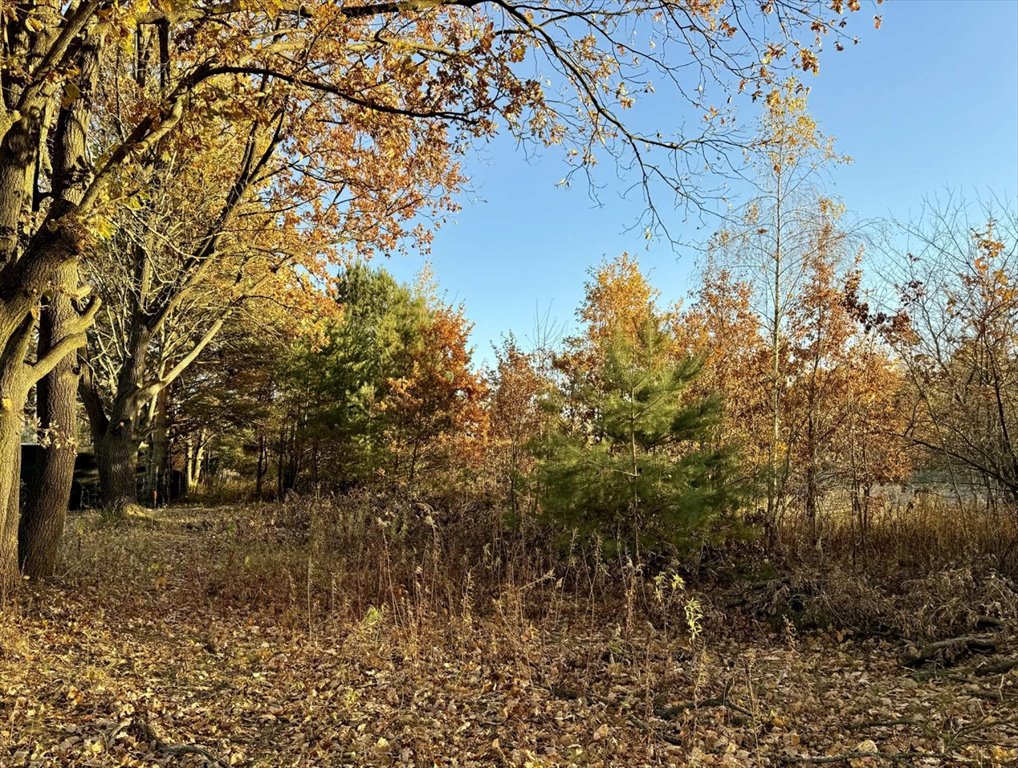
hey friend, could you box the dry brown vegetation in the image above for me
[2,499,1016,767]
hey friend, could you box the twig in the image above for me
[626,713,682,746]
[846,718,921,730]
[781,750,938,765]
[135,719,230,768]
[973,657,1018,677]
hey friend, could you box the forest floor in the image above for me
[1,506,1016,767]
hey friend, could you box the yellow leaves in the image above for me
[578,253,661,348]
[615,82,634,110]
[976,235,1005,262]
[850,740,879,766]
[61,81,81,108]
[87,214,116,242]
[991,746,1017,765]
[798,48,820,75]
[684,596,704,641]
[262,0,287,20]
[362,604,385,627]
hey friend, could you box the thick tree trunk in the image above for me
[0,406,24,594]
[19,265,80,578]
[17,36,99,574]
[0,311,37,592]
[96,431,139,511]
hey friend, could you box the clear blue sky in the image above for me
[385,0,1018,365]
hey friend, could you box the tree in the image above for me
[168,307,296,500]
[703,77,849,527]
[783,220,907,532]
[270,263,487,499]
[0,0,869,583]
[378,272,488,498]
[539,320,740,554]
[555,253,665,414]
[487,335,548,513]
[879,197,1018,506]
[277,264,425,491]
[691,196,907,537]
[674,265,770,476]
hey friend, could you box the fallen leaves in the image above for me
[1,508,1015,767]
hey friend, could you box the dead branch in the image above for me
[973,657,1018,677]
[902,636,999,668]
[781,750,939,765]
[134,719,230,768]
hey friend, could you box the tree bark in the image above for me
[16,36,99,575]
[19,264,80,577]
[96,430,140,511]
[0,405,24,594]
[0,312,41,591]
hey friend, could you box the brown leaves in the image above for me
[2,509,1017,766]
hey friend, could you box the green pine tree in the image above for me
[538,321,742,554]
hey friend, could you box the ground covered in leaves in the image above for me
[1,507,1016,767]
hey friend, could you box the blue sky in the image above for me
[385,0,1018,365]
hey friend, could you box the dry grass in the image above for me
[0,499,1016,767]
[776,492,1018,578]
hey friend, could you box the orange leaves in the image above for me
[377,286,489,494]
[577,253,661,349]
[794,48,818,74]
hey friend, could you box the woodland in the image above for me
[0,1,1016,766]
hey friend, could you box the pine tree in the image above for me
[538,320,742,554]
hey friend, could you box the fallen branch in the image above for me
[846,718,921,731]
[781,750,938,765]
[902,636,998,668]
[134,719,230,768]
[655,696,753,720]
[973,657,1018,677]
[626,713,683,746]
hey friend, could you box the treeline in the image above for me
[0,0,878,587]
[167,190,1016,556]
[20,81,1018,577]
[145,85,1016,556]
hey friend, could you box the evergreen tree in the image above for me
[282,264,428,487]
[539,320,742,553]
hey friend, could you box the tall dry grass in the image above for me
[57,488,1017,643]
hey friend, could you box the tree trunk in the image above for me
[18,38,99,574]
[19,265,80,578]
[190,433,205,488]
[255,433,267,500]
[0,406,23,594]
[0,313,38,592]
[96,431,139,511]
